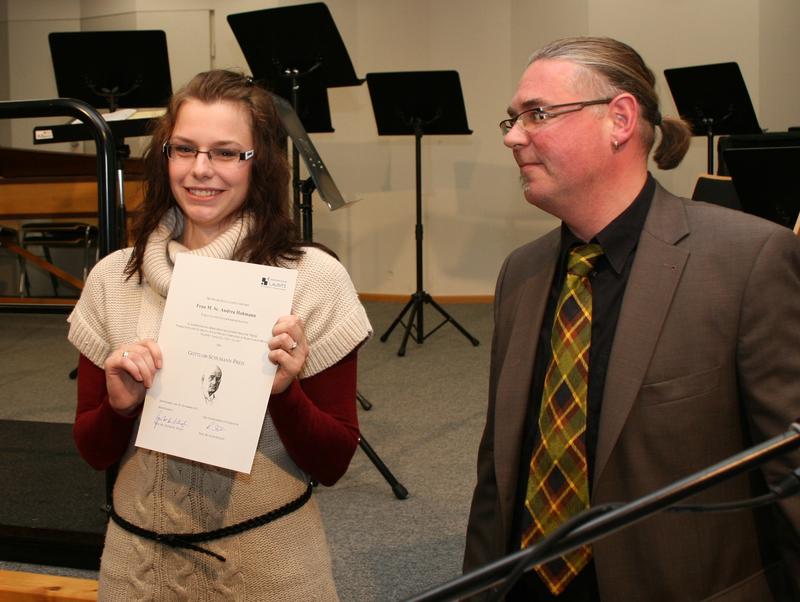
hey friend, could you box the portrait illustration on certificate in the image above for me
[201,365,222,405]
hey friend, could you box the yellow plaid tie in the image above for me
[522,243,603,595]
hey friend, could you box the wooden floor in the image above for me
[0,570,97,601]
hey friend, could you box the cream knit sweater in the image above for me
[68,210,372,601]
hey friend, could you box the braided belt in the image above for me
[105,482,313,562]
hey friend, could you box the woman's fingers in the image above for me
[269,316,308,393]
[106,339,162,388]
[267,331,299,352]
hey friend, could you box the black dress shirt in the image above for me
[507,175,655,601]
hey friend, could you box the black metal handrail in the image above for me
[0,98,119,256]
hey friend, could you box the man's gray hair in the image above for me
[529,37,691,169]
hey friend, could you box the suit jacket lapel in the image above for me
[494,232,559,528]
[593,185,691,486]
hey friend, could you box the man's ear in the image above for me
[608,93,639,145]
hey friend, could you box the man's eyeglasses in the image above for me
[163,142,255,163]
[499,98,614,135]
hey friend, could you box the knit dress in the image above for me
[68,210,372,601]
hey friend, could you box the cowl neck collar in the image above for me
[141,208,248,297]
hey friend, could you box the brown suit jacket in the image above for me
[464,184,800,601]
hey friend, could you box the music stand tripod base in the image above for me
[380,291,479,356]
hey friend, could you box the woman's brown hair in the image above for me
[124,70,302,280]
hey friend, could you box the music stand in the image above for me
[723,145,800,232]
[227,2,363,239]
[367,70,480,357]
[48,30,172,245]
[664,62,760,174]
[49,31,172,112]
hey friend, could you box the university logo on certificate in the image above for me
[135,253,297,473]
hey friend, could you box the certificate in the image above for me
[135,253,297,473]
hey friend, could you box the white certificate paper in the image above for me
[135,253,297,473]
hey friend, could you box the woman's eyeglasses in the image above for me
[163,142,255,163]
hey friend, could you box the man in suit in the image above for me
[464,37,800,601]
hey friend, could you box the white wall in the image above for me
[1,0,80,152]
[0,0,211,154]
[759,0,800,132]
[2,0,799,295]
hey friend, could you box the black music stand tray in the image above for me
[49,31,172,112]
[723,145,800,231]
[228,2,363,240]
[664,62,760,175]
[367,70,480,357]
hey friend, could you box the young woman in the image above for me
[68,70,371,600]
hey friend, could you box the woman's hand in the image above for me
[103,339,163,415]
[268,315,308,394]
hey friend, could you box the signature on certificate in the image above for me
[153,412,189,431]
[206,421,226,433]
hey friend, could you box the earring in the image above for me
[612,139,620,150]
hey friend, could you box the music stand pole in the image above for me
[284,67,318,241]
[282,81,315,242]
[382,120,480,356]
[290,71,303,238]
[404,121,426,352]
[300,178,314,240]
[704,118,715,174]
[413,125,424,341]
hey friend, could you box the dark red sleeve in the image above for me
[73,354,139,470]
[268,350,360,486]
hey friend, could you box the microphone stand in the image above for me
[405,421,800,602]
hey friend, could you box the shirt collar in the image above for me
[560,173,655,274]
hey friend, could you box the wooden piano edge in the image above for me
[0,297,76,313]
[0,569,97,601]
